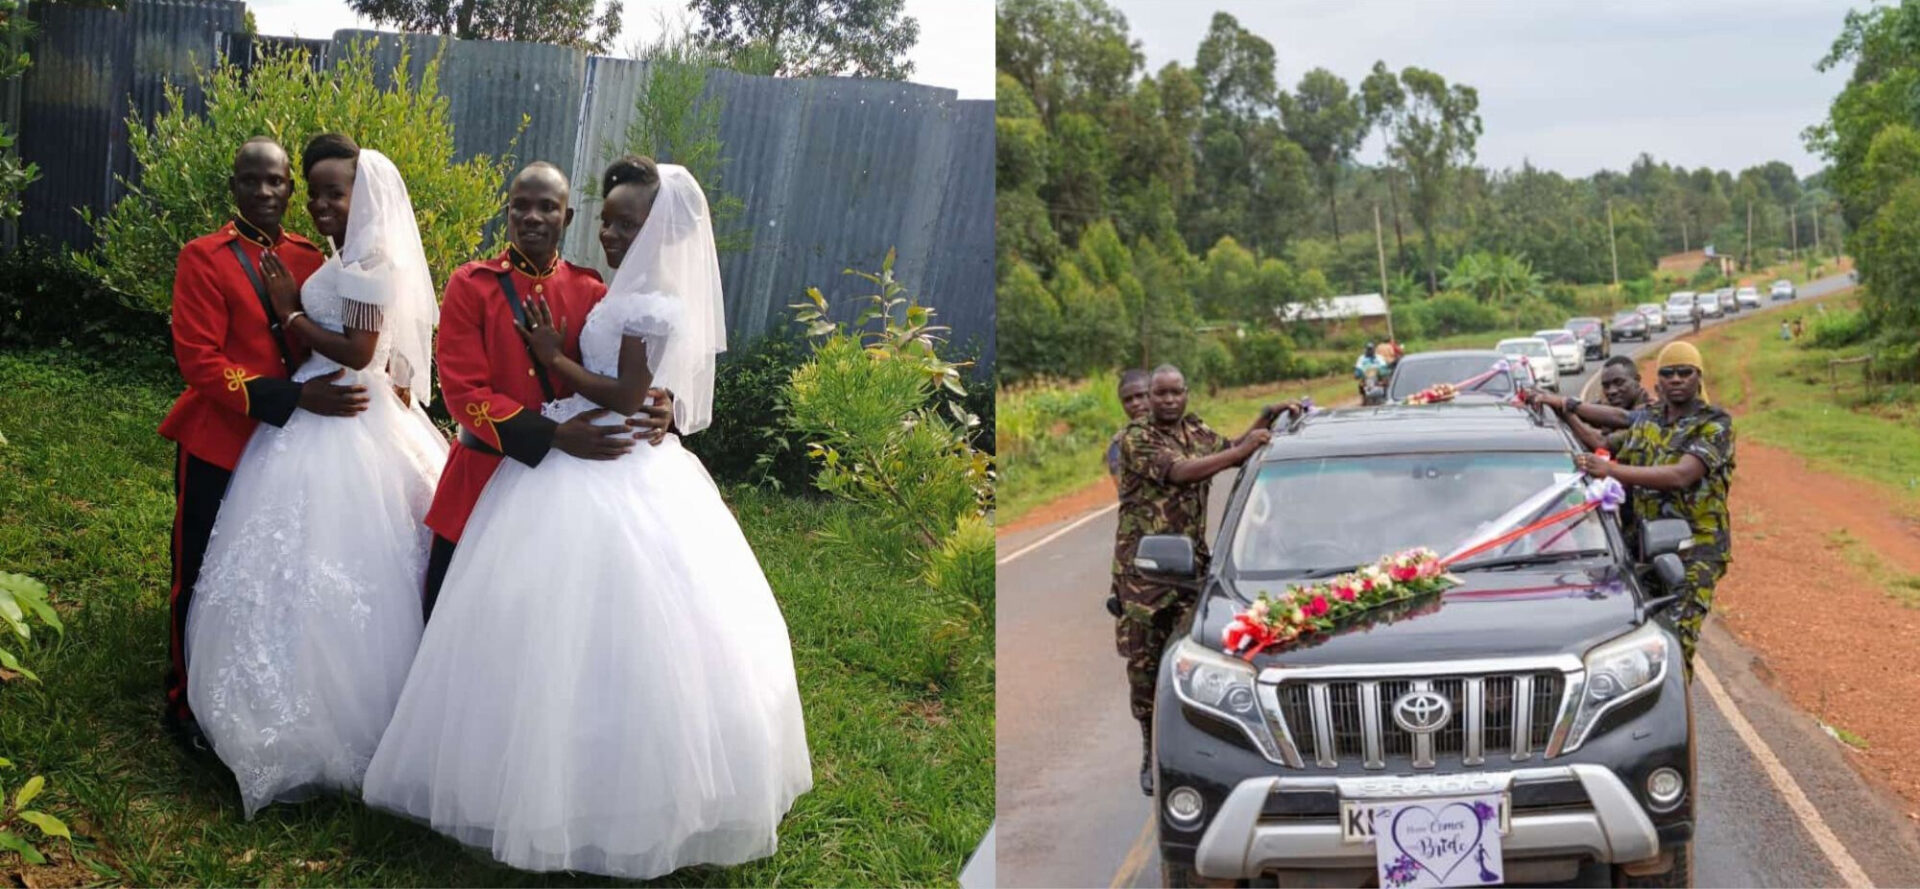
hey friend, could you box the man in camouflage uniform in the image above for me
[1575,341,1733,675]
[1114,364,1288,794]
[1105,369,1152,485]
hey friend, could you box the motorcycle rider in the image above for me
[1354,341,1390,401]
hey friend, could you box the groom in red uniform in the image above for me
[159,137,369,748]
[423,162,673,618]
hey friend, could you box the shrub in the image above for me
[1508,295,1565,332]
[0,563,72,864]
[1226,329,1294,386]
[1420,292,1502,336]
[681,330,817,493]
[1805,308,1873,349]
[1687,263,1725,290]
[77,40,518,313]
[785,251,992,549]
[0,244,170,366]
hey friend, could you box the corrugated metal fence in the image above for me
[12,1,993,362]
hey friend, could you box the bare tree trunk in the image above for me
[1328,189,1342,244]
[1681,219,1689,254]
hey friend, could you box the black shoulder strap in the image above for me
[227,240,297,375]
[496,270,557,403]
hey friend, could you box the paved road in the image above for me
[996,273,1920,887]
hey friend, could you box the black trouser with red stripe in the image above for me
[422,534,456,623]
[164,447,233,731]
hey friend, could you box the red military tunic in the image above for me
[423,249,607,542]
[159,218,327,469]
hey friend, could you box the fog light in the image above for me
[1166,786,1205,826]
[1647,767,1684,809]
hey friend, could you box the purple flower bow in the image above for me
[1301,395,1317,414]
[1584,477,1626,511]
[1492,358,1511,374]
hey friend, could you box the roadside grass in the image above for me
[996,372,1356,525]
[0,349,991,886]
[1822,528,1920,608]
[1693,292,1920,514]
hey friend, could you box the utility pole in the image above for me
[1681,219,1690,254]
[1606,200,1621,289]
[1375,203,1395,342]
[1813,206,1822,261]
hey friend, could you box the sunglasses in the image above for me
[1656,366,1698,379]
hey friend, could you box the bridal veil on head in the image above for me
[604,163,726,434]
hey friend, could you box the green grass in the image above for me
[996,372,1357,524]
[1693,292,1920,512]
[0,349,990,886]
[1823,528,1920,607]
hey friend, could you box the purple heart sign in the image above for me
[1372,794,1504,888]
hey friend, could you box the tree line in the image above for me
[996,0,1844,385]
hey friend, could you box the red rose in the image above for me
[1307,594,1330,617]
[1391,564,1418,582]
[1336,585,1358,602]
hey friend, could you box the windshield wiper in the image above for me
[1449,549,1609,573]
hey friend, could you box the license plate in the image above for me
[1341,793,1510,842]
[1354,793,1510,888]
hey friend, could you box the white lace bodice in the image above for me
[543,291,681,422]
[293,256,392,381]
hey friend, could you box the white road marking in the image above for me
[997,502,1118,566]
[1697,661,1874,888]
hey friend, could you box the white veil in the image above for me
[604,164,726,434]
[333,149,438,404]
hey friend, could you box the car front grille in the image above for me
[1270,672,1566,769]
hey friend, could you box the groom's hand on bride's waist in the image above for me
[555,409,635,460]
[625,388,675,445]
[298,369,369,417]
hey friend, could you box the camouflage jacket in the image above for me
[1113,413,1231,579]
[1615,401,1735,567]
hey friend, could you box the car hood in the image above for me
[1200,563,1639,667]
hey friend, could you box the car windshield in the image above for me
[1667,295,1692,306]
[1536,331,1574,345]
[1499,340,1550,358]
[1637,304,1661,313]
[1567,320,1598,333]
[1228,452,1608,576]
[1614,313,1640,324]
[1387,356,1516,400]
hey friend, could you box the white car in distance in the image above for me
[1497,337,1560,391]
[1532,329,1585,374]
[1664,292,1697,326]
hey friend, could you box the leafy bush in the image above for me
[1419,292,1502,336]
[1226,329,1295,386]
[0,1,38,224]
[785,252,992,549]
[0,760,70,866]
[0,570,59,682]
[682,330,817,493]
[1805,308,1874,349]
[0,244,169,363]
[1687,263,1726,290]
[77,40,519,313]
[1508,295,1565,331]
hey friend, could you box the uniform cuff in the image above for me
[246,377,301,427]
[497,411,558,467]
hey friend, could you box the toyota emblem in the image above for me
[1392,690,1452,734]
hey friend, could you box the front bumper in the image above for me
[1190,765,1659,880]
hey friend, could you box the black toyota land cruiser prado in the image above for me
[1135,401,1696,888]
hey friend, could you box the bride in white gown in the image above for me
[185,147,446,817]
[362,162,811,878]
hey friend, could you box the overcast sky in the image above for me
[246,0,993,99]
[1118,0,1857,179]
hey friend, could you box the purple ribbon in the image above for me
[1584,477,1626,512]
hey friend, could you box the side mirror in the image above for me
[1638,518,1694,562]
[1651,553,1687,590]
[1135,535,1197,578]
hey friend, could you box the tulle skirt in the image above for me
[361,432,812,878]
[186,366,448,818]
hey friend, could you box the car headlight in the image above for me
[1169,637,1285,762]
[1561,623,1670,754]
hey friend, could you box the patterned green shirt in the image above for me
[1615,401,1735,566]
[1113,414,1231,578]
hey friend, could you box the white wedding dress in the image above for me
[363,167,811,879]
[186,151,447,818]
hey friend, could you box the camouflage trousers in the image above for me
[1113,575,1196,749]
[1672,559,1725,676]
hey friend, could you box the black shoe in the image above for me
[164,715,213,757]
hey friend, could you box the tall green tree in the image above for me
[1374,65,1482,292]
[689,0,919,80]
[0,0,38,225]
[995,0,1141,123]
[345,0,623,52]
[1282,67,1366,243]
[614,23,749,252]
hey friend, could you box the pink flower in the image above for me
[1306,594,1330,618]
[1335,584,1357,603]
[1390,564,1418,582]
